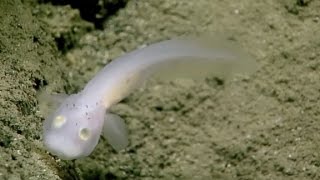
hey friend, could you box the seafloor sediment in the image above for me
[0,0,320,179]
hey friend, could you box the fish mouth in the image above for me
[44,134,82,160]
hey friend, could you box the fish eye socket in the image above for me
[79,128,91,141]
[52,115,66,128]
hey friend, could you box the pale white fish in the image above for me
[40,38,257,160]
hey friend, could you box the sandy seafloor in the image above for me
[1,0,320,179]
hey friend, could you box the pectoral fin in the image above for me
[102,113,128,151]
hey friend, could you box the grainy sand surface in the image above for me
[1,0,320,179]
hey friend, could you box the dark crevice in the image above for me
[38,0,129,29]
[33,77,48,90]
[55,35,74,53]
[296,0,312,6]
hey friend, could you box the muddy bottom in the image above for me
[0,0,320,179]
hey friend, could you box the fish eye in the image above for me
[52,115,66,128]
[79,128,91,141]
